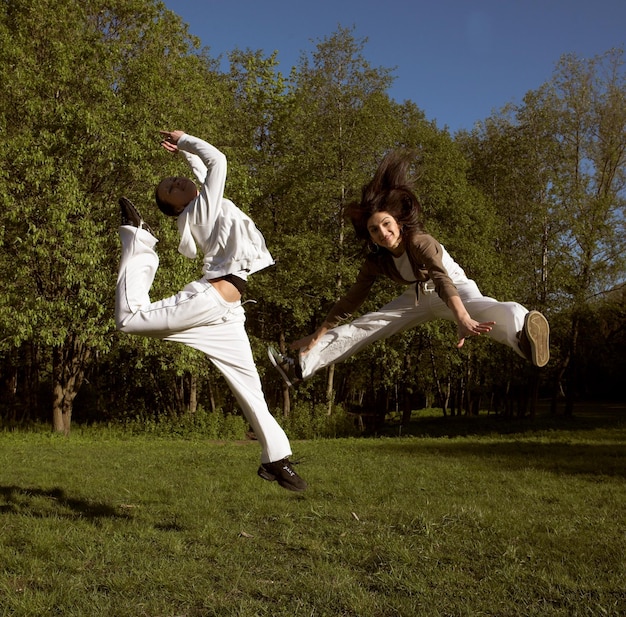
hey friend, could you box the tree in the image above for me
[459,49,626,414]
[0,0,221,432]
[263,26,399,414]
[545,50,626,414]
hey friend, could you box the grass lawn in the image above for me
[1,408,625,616]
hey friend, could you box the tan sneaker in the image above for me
[518,310,550,367]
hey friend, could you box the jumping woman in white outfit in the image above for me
[269,149,549,387]
[115,130,306,491]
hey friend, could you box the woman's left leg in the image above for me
[300,280,535,381]
[429,280,528,358]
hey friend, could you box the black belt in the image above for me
[220,274,247,295]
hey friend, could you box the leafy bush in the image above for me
[121,406,248,440]
[278,402,359,440]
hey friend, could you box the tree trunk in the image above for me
[2,361,18,423]
[174,375,185,413]
[401,388,412,427]
[428,340,445,411]
[564,312,581,418]
[279,331,291,417]
[325,364,335,415]
[528,371,539,417]
[401,352,413,427]
[188,372,198,414]
[442,378,450,417]
[207,375,216,413]
[51,336,91,435]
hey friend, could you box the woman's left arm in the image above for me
[447,295,495,348]
[413,235,494,348]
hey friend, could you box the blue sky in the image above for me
[163,0,625,133]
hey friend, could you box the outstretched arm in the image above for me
[291,260,378,354]
[448,295,495,348]
[159,130,228,234]
[291,323,331,354]
[160,130,185,152]
[160,130,209,184]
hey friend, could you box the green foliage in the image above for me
[460,49,626,311]
[0,0,231,428]
[120,405,249,440]
[0,0,623,431]
[277,402,359,440]
[458,48,626,414]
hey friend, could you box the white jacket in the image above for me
[176,134,274,280]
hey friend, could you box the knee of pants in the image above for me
[116,317,135,335]
[114,310,126,332]
[115,311,145,335]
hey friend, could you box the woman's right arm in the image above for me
[291,324,331,353]
[291,259,378,353]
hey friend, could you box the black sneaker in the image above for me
[518,310,550,367]
[267,346,302,387]
[258,458,307,492]
[119,197,154,234]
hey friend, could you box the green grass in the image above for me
[1,411,625,616]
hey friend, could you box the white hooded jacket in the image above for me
[175,134,274,280]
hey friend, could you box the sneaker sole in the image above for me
[524,310,550,367]
[267,347,295,387]
[257,466,277,482]
[119,197,142,226]
[119,197,153,234]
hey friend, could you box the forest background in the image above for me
[0,0,624,436]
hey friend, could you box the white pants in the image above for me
[115,226,291,464]
[300,280,528,379]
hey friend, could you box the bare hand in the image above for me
[159,130,185,153]
[456,319,495,349]
[290,326,329,354]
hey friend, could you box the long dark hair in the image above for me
[346,149,424,242]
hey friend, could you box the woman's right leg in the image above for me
[115,226,159,330]
[299,286,433,379]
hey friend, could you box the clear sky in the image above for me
[163,0,625,133]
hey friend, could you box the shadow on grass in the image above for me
[0,485,131,520]
[371,404,626,479]
[381,440,626,479]
[376,402,626,440]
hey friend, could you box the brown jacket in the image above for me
[324,233,460,328]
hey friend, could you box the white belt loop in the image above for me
[421,280,436,294]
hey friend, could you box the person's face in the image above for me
[157,177,198,214]
[367,211,404,254]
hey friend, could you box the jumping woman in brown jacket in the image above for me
[269,149,549,386]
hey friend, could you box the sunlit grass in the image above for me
[1,412,625,616]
